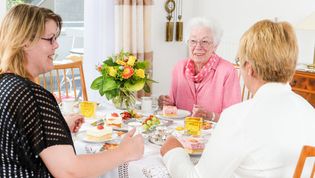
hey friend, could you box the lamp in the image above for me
[296,11,315,69]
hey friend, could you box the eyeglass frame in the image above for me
[188,39,214,48]
[40,34,58,45]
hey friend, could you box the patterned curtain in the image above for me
[114,0,153,97]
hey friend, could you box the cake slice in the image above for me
[162,105,178,117]
[180,137,205,155]
[106,116,123,128]
[85,125,112,142]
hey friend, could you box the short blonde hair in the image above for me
[0,4,62,79]
[237,19,298,83]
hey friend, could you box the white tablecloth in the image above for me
[73,104,204,178]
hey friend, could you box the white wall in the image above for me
[151,0,315,96]
[0,0,6,21]
[196,0,315,64]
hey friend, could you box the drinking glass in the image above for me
[79,101,97,118]
[184,117,203,136]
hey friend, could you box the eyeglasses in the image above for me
[235,57,240,66]
[41,35,57,45]
[189,39,213,48]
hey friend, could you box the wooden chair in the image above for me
[234,64,253,101]
[35,58,88,101]
[293,145,315,178]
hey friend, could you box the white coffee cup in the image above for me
[141,96,153,113]
[62,98,76,114]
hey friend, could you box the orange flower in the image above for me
[122,66,134,79]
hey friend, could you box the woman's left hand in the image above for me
[192,105,208,118]
[160,136,183,156]
[64,114,84,133]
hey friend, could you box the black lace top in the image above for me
[0,73,74,177]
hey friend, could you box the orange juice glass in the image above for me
[79,101,97,118]
[184,117,203,136]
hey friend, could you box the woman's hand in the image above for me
[64,114,84,133]
[158,95,174,109]
[192,105,215,121]
[118,128,144,161]
[160,136,183,156]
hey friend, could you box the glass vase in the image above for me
[112,89,136,110]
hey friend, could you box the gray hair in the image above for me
[184,17,223,46]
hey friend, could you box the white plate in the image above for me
[156,109,191,119]
[76,131,119,143]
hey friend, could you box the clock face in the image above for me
[165,0,175,13]
[168,2,174,10]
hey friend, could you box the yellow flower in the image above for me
[135,69,145,78]
[127,55,136,66]
[108,66,117,77]
[116,59,126,66]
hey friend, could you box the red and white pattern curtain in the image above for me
[114,0,153,97]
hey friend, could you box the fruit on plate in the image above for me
[120,109,142,121]
[111,112,119,117]
[120,111,132,121]
[142,115,160,131]
[91,119,104,127]
[202,121,213,130]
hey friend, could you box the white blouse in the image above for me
[163,83,315,178]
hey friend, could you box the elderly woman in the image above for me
[160,20,315,178]
[159,17,241,122]
[0,4,143,177]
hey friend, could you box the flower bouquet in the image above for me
[91,51,155,109]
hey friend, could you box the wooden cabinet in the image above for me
[290,70,315,107]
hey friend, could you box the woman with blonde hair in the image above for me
[161,19,315,178]
[0,4,143,177]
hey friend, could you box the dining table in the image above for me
[72,102,212,178]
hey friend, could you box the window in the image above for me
[7,0,84,27]
[6,0,84,61]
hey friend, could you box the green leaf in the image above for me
[102,78,118,92]
[104,57,116,66]
[143,82,151,93]
[90,76,103,90]
[125,80,145,91]
[134,61,149,69]
[105,89,119,100]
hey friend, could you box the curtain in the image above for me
[114,0,153,97]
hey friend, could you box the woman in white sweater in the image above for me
[160,19,315,178]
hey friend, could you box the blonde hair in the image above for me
[237,19,298,83]
[0,4,62,79]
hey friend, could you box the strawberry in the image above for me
[111,113,119,117]
[97,125,104,130]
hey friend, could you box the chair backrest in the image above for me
[234,64,253,101]
[293,145,315,178]
[35,58,88,101]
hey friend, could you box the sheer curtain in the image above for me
[114,0,153,97]
[84,0,115,103]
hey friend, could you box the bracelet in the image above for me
[211,112,215,122]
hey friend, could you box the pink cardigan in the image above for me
[169,57,241,114]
